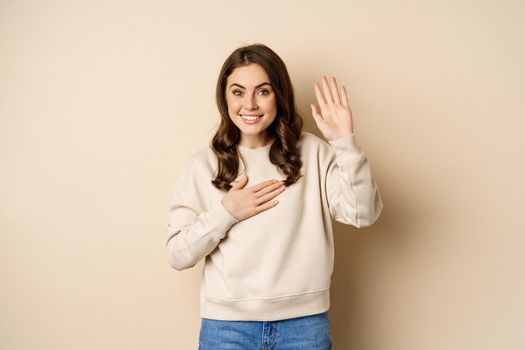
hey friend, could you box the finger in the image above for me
[314,82,326,107]
[249,179,278,192]
[232,174,248,189]
[321,76,334,104]
[254,181,284,199]
[340,85,349,107]
[310,104,324,122]
[330,77,341,104]
[254,199,279,214]
[255,185,285,205]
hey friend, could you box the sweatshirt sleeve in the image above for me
[165,159,240,271]
[324,133,383,228]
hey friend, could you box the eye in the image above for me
[232,90,243,96]
[258,89,270,96]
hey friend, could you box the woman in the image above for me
[165,43,383,349]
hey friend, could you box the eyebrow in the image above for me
[229,82,272,89]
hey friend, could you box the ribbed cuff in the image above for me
[206,200,240,240]
[328,133,364,164]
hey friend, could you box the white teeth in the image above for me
[241,115,262,120]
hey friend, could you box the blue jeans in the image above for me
[198,311,333,350]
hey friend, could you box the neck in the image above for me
[239,134,275,149]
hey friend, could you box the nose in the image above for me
[244,94,258,110]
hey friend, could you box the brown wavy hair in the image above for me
[211,43,304,191]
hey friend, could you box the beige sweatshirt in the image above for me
[165,131,383,321]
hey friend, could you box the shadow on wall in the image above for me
[304,118,435,349]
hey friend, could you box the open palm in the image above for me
[310,76,354,141]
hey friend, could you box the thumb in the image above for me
[232,174,248,189]
[310,104,323,124]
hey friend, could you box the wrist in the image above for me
[329,132,354,142]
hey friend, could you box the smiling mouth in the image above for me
[240,114,263,121]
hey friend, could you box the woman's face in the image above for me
[225,63,277,146]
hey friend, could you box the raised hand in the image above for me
[310,76,354,141]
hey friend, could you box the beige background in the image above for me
[1,0,524,349]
